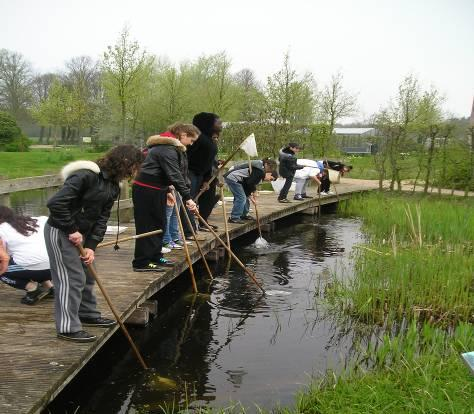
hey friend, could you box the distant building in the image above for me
[333,127,377,154]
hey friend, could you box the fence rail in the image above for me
[0,175,132,219]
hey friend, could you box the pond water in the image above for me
[46,213,368,413]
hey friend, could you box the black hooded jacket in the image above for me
[47,161,120,250]
[187,112,219,180]
[278,147,303,178]
[136,135,191,201]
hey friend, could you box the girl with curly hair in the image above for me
[45,144,144,343]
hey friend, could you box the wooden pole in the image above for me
[96,229,163,249]
[251,198,263,239]
[318,183,322,219]
[195,211,266,294]
[219,184,231,249]
[76,245,148,369]
[172,199,198,293]
[175,192,214,281]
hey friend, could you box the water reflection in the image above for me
[47,214,368,413]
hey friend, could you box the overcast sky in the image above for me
[1,0,473,121]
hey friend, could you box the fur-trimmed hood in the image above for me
[146,135,186,152]
[61,160,100,181]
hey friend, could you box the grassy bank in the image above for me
[0,149,104,179]
[292,192,474,413]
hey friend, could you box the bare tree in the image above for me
[318,72,357,128]
[0,49,33,120]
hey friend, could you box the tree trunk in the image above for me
[121,100,126,142]
[39,126,45,144]
[423,135,436,194]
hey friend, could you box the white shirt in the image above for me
[0,216,50,270]
[295,166,320,180]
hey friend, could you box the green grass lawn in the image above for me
[0,149,104,179]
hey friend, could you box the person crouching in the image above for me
[224,159,278,224]
[45,145,144,343]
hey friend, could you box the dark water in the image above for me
[46,214,366,413]
[9,189,51,216]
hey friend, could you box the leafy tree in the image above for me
[263,52,315,156]
[102,27,154,142]
[33,79,73,146]
[0,49,33,120]
[0,111,29,151]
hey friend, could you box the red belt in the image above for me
[133,180,163,190]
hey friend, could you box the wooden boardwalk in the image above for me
[0,179,377,414]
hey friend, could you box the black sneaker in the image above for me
[47,287,55,298]
[228,217,245,224]
[133,262,163,272]
[278,199,291,203]
[21,285,50,305]
[293,195,304,201]
[80,317,116,327]
[301,194,313,199]
[240,215,255,221]
[57,330,97,343]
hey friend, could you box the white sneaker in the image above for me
[161,246,172,254]
[327,191,335,195]
[320,191,328,196]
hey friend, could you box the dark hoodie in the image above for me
[278,147,303,178]
[187,112,219,180]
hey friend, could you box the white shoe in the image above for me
[320,191,328,196]
[327,191,335,195]
[161,246,172,254]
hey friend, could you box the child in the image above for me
[157,124,200,250]
[45,145,144,343]
[293,160,321,200]
[132,125,199,272]
[0,207,53,305]
[224,159,278,223]
[316,160,352,195]
[278,142,304,203]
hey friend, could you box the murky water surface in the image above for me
[47,214,366,413]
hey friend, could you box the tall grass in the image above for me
[342,192,474,246]
[333,192,474,326]
[289,322,474,414]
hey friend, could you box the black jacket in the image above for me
[47,161,120,250]
[224,160,265,196]
[278,148,303,178]
[137,135,191,201]
[186,133,218,180]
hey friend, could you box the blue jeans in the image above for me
[163,203,181,244]
[225,178,249,220]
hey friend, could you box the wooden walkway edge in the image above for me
[0,179,377,414]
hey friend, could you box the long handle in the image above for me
[195,211,266,294]
[97,229,163,249]
[219,184,231,248]
[251,198,263,239]
[77,245,148,369]
[176,193,214,281]
[194,135,251,202]
[173,199,198,293]
[318,183,322,219]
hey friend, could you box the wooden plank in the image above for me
[0,179,379,414]
[0,175,62,195]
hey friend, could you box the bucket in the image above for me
[271,178,296,193]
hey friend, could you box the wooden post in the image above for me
[0,194,11,208]
[119,180,133,223]
[125,307,150,326]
